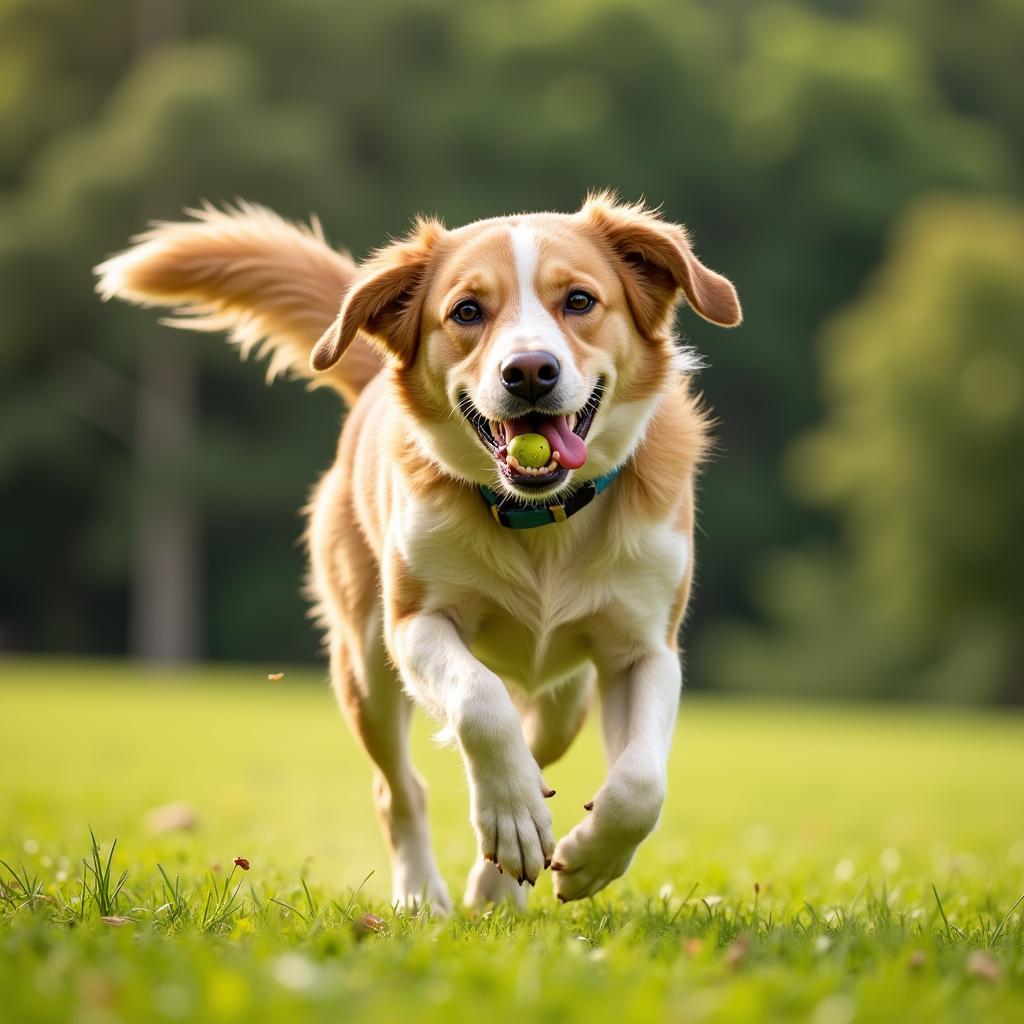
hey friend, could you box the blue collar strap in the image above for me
[479,468,622,529]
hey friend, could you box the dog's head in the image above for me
[311,193,741,501]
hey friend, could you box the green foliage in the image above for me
[2,662,1023,1022]
[794,197,1024,637]
[0,1,1019,697]
[703,196,1024,701]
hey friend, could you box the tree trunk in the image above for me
[131,341,199,661]
[130,0,198,662]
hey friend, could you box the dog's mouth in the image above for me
[459,380,605,492]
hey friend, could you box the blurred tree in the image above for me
[131,0,196,663]
[0,0,1020,690]
[0,0,136,188]
[792,196,1024,693]
[0,38,343,657]
[695,0,1011,627]
[704,196,1024,702]
[870,0,1024,175]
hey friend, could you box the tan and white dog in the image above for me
[96,194,741,910]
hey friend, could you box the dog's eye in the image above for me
[565,290,596,313]
[450,300,483,325]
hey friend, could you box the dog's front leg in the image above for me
[551,646,681,902]
[391,612,555,886]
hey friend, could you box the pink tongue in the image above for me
[505,415,588,470]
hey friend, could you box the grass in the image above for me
[1,658,1022,1023]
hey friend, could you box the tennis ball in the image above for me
[508,432,551,469]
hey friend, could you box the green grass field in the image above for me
[2,659,1022,1023]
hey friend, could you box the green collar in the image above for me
[479,468,622,529]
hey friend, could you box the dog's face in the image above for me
[311,194,740,500]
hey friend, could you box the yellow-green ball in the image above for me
[508,432,551,469]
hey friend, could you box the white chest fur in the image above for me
[393,494,690,690]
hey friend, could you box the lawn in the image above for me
[1,659,1022,1023]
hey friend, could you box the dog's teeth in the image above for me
[506,453,561,478]
[552,450,561,465]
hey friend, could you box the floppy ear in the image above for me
[310,216,444,372]
[581,192,741,337]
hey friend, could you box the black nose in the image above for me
[500,351,560,402]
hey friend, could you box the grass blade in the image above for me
[932,884,953,941]
[989,890,1024,946]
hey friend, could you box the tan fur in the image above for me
[96,202,381,404]
[97,194,740,909]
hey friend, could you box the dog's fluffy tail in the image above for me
[95,202,380,403]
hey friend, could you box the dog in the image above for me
[96,193,741,909]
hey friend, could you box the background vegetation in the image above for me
[1,0,1022,701]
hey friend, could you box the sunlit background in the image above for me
[1,0,1022,704]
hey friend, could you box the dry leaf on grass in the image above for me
[352,912,387,940]
[966,950,1001,982]
[143,801,198,835]
[724,936,751,970]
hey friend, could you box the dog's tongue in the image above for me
[506,414,587,469]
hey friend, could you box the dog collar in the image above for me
[479,468,621,529]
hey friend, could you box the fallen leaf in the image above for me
[267,672,285,681]
[966,950,1001,983]
[724,935,750,970]
[101,916,132,927]
[351,912,387,940]
[144,801,198,834]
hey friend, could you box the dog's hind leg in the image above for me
[517,666,595,769]
[463,857,525,909]
[330,624,451,914]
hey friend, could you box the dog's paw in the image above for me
[470,764,555,885]
[392,852,452,915]
[549,815,638,902]
[463,858,527,909]
[550,774,664,902]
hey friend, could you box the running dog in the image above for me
[96,193,741,909]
